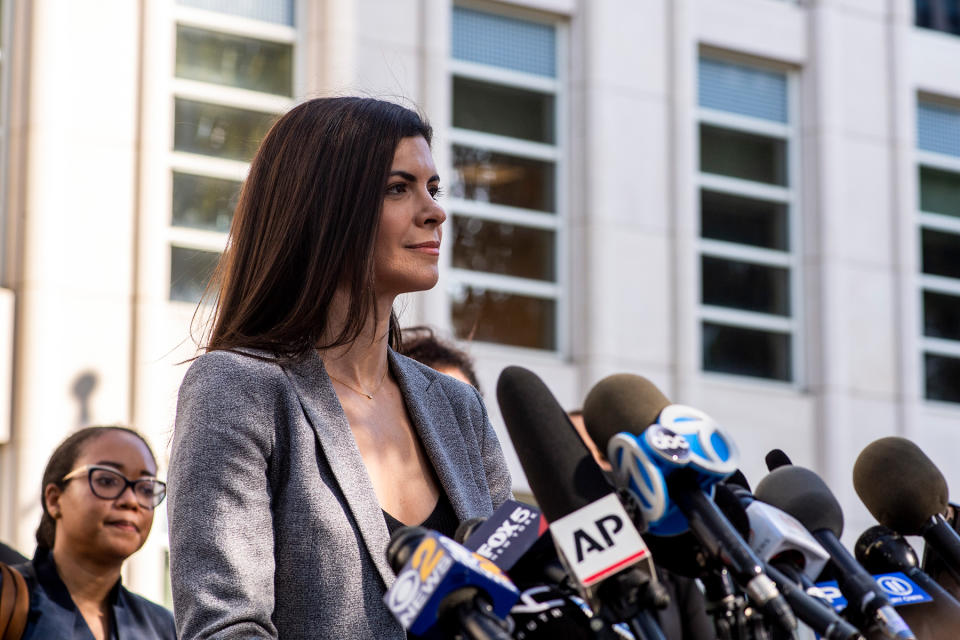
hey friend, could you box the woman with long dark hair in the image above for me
[16,426,174,640]
[167,97,512,639]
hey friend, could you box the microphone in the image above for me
[582,373,796,634]
[714,484,864,640]
[384,526,519,639]
[855,526,960,639]
[754,465,915,640]
[853,437,960,584]
[765,449,793,472]
[729,484,829,583]
[457,502,628,640]
[496,366,667,640]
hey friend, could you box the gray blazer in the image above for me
[167,348,513,639]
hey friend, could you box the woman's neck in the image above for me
[51,545,122,609]
[318,292,394,387]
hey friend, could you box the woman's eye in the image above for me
[429,186,444,200]
[95,475,120,488]
[386,183,405,195]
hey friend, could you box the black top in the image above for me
[383,491,460,539]
[14,547,176,640]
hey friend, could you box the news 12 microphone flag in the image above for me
[384,531,519,638]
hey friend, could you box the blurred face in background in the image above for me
[46,430,157,565]
[569,412,611,472]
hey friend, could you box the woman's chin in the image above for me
[379,270,440,296]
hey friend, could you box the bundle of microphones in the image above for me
[383,367,960,640]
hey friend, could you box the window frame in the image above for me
[917,135,960,403]
[447,3,568,356]
[694,57,803,386]
[166,3,298,305]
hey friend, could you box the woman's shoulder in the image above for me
[181,348,289,394]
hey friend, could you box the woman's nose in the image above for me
[420,193,446,227]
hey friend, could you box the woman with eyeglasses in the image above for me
[13,425,176,640]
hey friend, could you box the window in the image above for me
[696,57,799,382]
[916,0,960,36]
[448,6,563,351]
[918,99,960,403]
[168,1,296,303]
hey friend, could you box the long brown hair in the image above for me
[202,97,432,357]
[37,426,157,550]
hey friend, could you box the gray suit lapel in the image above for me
[282,350,485,591]
[281,350,396,588]
[388,350,484,522]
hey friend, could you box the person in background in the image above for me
[567,408,717,640]
[14,426,175,640]
[399,325,481,392]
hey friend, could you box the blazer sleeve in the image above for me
[471,385,513,508]
[167,352,282,640]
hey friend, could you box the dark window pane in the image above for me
[701,256,790,316]
[915,0,960,35]
[452,76,554,143]
[453,146,555,212]
[924,290,960,341]
[174,98,276,161]
[925,353,960,403]
[922,229,960,279]
[451,287,555,350]
[170,246,220,303]
[700,190,789,250]
[700,124,788,186]
[452,215,555,281]
[172,172,240,232]
[176,25,293,96]
[920,166,960,218]
[703,322,792,381]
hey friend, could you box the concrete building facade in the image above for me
[0,0,959,606]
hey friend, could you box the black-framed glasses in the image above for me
[61,464,166,509]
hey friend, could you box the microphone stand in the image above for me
[702,567,742,640]
[442,589,512,640]
[702,567,786,640]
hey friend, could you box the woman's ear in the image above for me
[44,483,63,519]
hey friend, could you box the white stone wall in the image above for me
[1,0,959,606]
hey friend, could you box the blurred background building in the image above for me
[0,0,959,606]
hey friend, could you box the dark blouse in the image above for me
[14,547,176,640]
[383,491,460,540]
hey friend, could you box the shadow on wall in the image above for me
[71,371,98,428]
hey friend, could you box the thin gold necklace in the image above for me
[327,366,388,400]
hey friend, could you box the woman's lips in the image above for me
[106,520,139,533]
[406,241,440,255]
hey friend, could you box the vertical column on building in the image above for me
[12,0,141,549]
[577,0,675,397]
[806,1,901,540]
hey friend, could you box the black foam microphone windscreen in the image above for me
[754,466,844,538]
[765,449,793,472]
[582,373,670,451]
[455,517,486,545]
[496,366,611,522]
[853,437,949,535]
[714,483,751,539]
